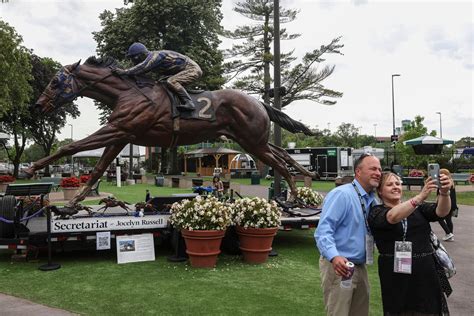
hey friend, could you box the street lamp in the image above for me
[391,74,401,137]
[436,111,442,138]
[327,122,331,132]
[391,74,401,165]
[373,123,377,139]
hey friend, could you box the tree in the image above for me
[0,20,32,176]
[93,0,225,174]
[223,0,343,108]
[0,20,32,114]
[396,116,437,169]
[24,55,79,175]
[0,106,31,176]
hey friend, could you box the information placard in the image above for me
[116,233,155,264]
[96,231,111,250]
[52,214,170,233]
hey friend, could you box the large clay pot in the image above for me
[0,183,12,193]
[236,226,278,264]
[62,187,79,200]
[181,229,226,268]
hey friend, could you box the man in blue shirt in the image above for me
[112,42,202,111]
[315,154,382,316]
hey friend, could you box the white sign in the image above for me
[116,233,155,264]
[340,150,348,167]
[52,215,170,233]
[96,231,111,250]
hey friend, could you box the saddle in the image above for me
[133,76,216,122]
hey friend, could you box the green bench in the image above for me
[38,177,62,191]
[452,173,471,185]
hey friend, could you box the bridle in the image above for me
[40,65,113,110]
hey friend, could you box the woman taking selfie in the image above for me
[368,172,453,315]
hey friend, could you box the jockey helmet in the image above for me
[126,42,149,57]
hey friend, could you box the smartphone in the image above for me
[428,163,440,187]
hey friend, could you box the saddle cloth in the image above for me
[133,76,216,122]
[164,87,216,121]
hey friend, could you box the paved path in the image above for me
[0,293,78,316]
[432,204,474,315]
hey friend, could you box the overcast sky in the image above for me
[1,0,472,143]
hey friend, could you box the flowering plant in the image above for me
[231,197,281,229]
[296,187,324,206]
[60,177,81,188]
[0,175,15,183]
[409,169,424,177]
[80,174,91,183]
[170,196,232,231]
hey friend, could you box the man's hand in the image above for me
[112,68,126,76]
[331,256,350,277]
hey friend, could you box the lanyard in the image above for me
[351,182,372,234]
[401,218,408,241]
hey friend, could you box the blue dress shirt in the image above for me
[315,180,376,264]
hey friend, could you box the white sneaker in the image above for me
[442,233,454,241]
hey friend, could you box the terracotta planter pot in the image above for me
[181,229,226,268]
[236,226,278,264]
[0,183,12,193]
[62,187,79,200]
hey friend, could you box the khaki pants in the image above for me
[167,59,202,91]
[319,256,370,316]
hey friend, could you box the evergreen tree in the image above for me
[223,0,343,108]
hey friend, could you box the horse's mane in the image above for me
[84,56,122,68]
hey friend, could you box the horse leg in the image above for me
[245,143,298,200]
[68,144,126,207]
[268,143,317,178]
[26,125,133,176]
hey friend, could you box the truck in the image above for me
[285,147,353,180]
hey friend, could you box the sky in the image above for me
[1,0,472,143]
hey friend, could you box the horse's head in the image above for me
[34,60,81,113]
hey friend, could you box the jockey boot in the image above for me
[175,88,196,111]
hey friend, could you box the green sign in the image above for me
[327,149,336,156]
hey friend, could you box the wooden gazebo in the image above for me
[184,148,241,176]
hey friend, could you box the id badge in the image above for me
[365,234,374,265]
[393,241,412,274]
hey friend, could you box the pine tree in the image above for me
[223,0,343,108]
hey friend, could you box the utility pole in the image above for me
[273,0,282,197]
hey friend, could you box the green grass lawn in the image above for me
[3,178,470,314]
[0,229,382,315]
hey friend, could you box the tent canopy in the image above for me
[403,135,454,155]
[403,135,454,145]
[72,144,142,158]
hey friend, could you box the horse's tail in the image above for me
[261,102,314,136]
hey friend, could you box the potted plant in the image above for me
[231,197,281,264]
[170,195,232,268]
[296,187,324,207]
[80,174,91,184]
[0,175,15,192]
[60,176,81,200]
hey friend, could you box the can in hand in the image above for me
[340,261,355,289]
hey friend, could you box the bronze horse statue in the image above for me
[29,56,315,206]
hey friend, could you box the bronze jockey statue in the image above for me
[112,42,202,111]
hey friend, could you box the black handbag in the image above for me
[430,231,456,279]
